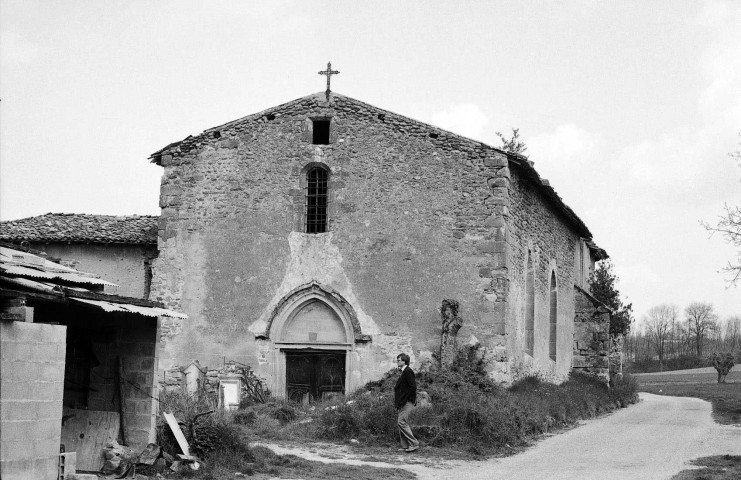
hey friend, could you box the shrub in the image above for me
[249,347,639,456]
[609,373,639,407]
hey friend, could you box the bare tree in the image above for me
[702,133,741,285]
[722,315,741,351]
[645,304,678,371]
[685,302,718,357]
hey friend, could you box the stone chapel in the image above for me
[147,91,610,400]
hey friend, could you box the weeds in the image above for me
[268,350,639,455]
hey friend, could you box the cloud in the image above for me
[430,103,490,142]
[528,124,602,168]
[615,263,660,292]
[0,30,40,67]
[698,2,741,117]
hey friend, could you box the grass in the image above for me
[671,455,741,480]
[635,368,741,425]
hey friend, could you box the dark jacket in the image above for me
[394,366,417,409]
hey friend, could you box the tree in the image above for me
[722,315,741,351]
[645,304,678,371]
[702,133,741,285]
[496,128,528,156]
[685,302,718,357]
[589,260,634,337]
[708,352,736,383]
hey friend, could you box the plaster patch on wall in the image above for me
[255,339,271,365]
[374,333,415,368]
[249,232,381,336]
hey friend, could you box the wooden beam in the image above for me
[63,288,165,308]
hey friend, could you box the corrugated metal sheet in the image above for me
[71,298,188,319]
[0,247,117,287]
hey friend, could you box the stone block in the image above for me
[488,177,509,188]
[0,439,26,461]
[476,241,506,254]
[484,215,505,228]
[484,155,508,167]
[0,381,27,401]
[33,456,59,480]
[39,362,65,382]
[572,356,586,368]
[37,400,62,421]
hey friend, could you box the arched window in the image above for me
[525,252,535,356]
[549,271,557,361]
[305,167,328,233]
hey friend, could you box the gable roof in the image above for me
[148,91,607,257]
[0,213,158,245]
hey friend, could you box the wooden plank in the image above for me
[60,409,120,471]
[117,356,127,445]
[164,411,190,456]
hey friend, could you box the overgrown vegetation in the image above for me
[239,346,639,456]
[157,390,412,479]
[155,346,638,477]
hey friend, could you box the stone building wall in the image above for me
[149,92,603,392]
[28,243,156,299]
[573,286,610,382]
[506,165,579,380]
[149,93,516,393]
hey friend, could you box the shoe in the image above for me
[405,446,419,453]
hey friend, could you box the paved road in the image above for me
[259,393,741,480]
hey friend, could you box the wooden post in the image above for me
[117,356,127,445]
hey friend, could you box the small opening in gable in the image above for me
[266,113,276,121]
[313,120,330,145]
[213,130,221,139]
[377,114,386,121]
[429,132,439,139]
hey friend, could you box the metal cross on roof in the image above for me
[318,62,339,99]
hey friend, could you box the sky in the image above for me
[1,1,740,322]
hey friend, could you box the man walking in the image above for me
[394,353,420,453]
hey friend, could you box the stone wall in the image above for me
[149,93,515,392]
[506,165,579,380]
[29,243,156,299]
[573,286,610,382]
[1,321,66,480]
[148,92,600,391]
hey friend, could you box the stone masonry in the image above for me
[148,92,608,393]
[573,285,610,382]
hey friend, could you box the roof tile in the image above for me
[0,213,158,244]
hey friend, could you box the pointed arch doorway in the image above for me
[266,283,364,400]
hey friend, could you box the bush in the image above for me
[246,347,640,456]
[157,388,252,462]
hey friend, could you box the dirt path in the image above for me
[255,393,741,479]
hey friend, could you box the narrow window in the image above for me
[525,252,535,356]
[549,271,557,361]
[306,167,328,233]
[313,120,330,145]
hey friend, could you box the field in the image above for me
[634,367,741,425]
